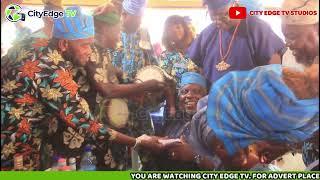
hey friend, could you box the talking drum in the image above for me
[135,65,174,108]
[105,98,129,129]
[135,65,168,82]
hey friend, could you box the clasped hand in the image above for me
[137,135,196,162]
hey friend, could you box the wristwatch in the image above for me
[194,154,202,165]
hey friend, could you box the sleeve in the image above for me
[187,34,204,67]
[159,52,173,75]
[248,17,287,65]
[35,57,111,145]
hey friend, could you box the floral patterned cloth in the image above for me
[86,44,131,170]
[159,50,199,88]
[86,44,155,170]
[1,38,111,170]
[112,28,158,83]
[109,28,162,168]
[1,30,49,79]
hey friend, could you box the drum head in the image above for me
[107,98,129,129]
[135,65,165,83]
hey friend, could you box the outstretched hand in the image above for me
[138,135,168,154]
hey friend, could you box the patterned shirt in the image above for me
[85,44,130,170]
[1,30,49,79]
[112,28,158,83]
[1,38,111,170]
[159,50,199,87]
[85,44,155,170]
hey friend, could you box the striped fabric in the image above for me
[122,0,147,15]
[207,64,319,155]
[53,6,94,40]
[180,72,207,89]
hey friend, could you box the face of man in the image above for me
[62,38,94,66]
[178,84,206,114]
[95,21,121,49]
[208,3,239,30]
[282,23,319,66]
[121,12,142,33]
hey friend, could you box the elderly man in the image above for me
[160,72,208,138]
[112,0,158,83]
[187,0,286,84]
[163,64,319,170]
[155,72,215,170]
[281,0,319,67]
[281,0,319,170]
[1,6,163,171]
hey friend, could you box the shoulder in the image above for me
[191,24,216,48]
[198,24,216,38]
[2,38,37,68]
[246,16,272,32]
[40,47,73,70]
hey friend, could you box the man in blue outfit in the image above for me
[187,0,286,83]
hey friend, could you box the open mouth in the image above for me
[184,99,197,109]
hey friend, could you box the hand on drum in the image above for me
[142,79,166,91]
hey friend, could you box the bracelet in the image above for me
[194,154,202,165]
[133,138,142,150]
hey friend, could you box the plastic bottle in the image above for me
[79,146,97,171]
[14,155,23,171]
[68,157,77,171]
[57,158,67,171]
[59,165,71,171]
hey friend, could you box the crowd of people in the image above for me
[1,0,319,171]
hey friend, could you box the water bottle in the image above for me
[68,157,77,171]
[57,158,67,171]
[79,146,97,171]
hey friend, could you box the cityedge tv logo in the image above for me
[5,4,25,22]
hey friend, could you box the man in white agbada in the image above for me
[281,0,319,67]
